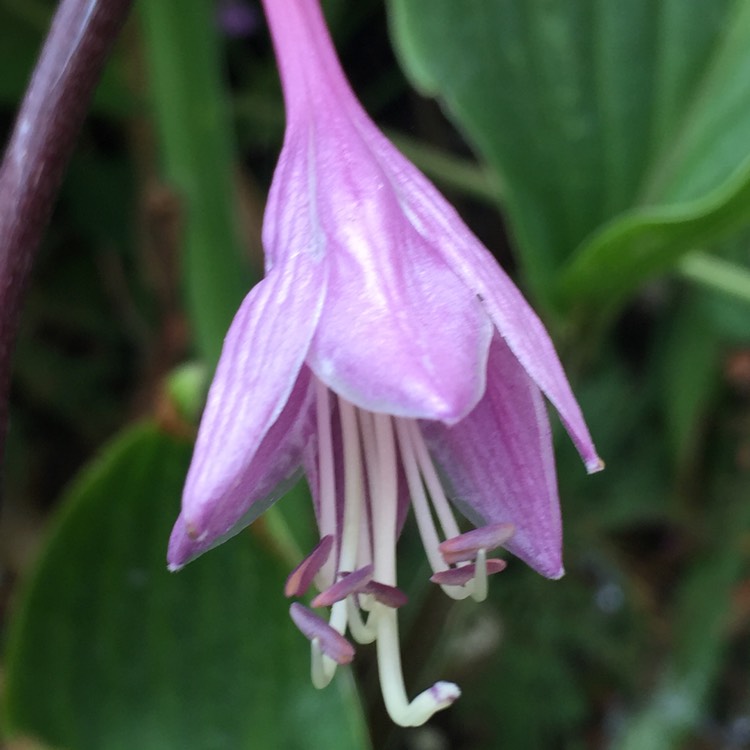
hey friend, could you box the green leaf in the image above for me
[388,0,750,313]
[4,424,369,750]
[560,154,750,313]
[139,0,253,367]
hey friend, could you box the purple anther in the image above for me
[284,535,334,597]
[289,603,355,665]
[438,523,515,565]
[363,581,409,608]
[311,565,374,608]
[430,559,507,586]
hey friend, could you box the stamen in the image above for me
[393,418,445,573]
[305,401,483,725]
[311,565,373,608]
[311,642,328,689]
[363,581,408,608]
[346,598,378,644]
[316,395,370,688]
[337,398,366,572]
[290,603,355,665]
[470,548,489,602]
[405,420,461,541]
[371,413,399,584]
[430,557,507,586]
[285,535,334,597]
[394,418,471,601]
[315,379,337,587]
[318,601,347,687]
[355,408,378,571]
[439,523,515,565]
[356,507,373,570]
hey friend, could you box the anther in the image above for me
[289,603,355,665]
[439,522,515,565]
[364,581,408,608]
[311,565,374,608]
[285,535,334,597]
[430,558,507,586]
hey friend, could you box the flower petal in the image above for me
[262,125,320,271]
[421,334,564,579]
[169,252,326,569]
[169,365,316,569]
[368,131,601,472]
[304,116,492,423]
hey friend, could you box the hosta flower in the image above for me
[168,0,602,727]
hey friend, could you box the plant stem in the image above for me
[0,0,134,459]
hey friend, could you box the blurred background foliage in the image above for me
[1,0,750,748]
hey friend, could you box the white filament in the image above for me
[406,419,461,541]
[306,379,475,725]
[471,548,489,602]
[317,394,368,686]
[393,417,444,572]
[395,419,471,601]
[315,379,336,589]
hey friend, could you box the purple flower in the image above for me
[168,0,602,727]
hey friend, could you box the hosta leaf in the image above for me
[4,423,369,750]
[389,0,750,313]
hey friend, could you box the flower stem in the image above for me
[0,0,134,461]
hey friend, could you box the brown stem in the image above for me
[0,0,134,460]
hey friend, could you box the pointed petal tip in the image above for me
[549,564,565,580]
[586,456,605,474]
[524,558,565,580]
[517,549,564,580]
[167,513,206,571]
[536,557,565,580]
